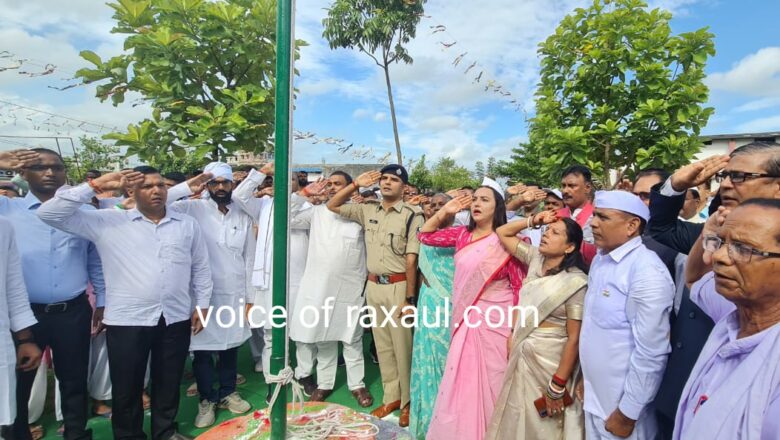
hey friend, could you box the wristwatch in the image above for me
[406,296,418,307]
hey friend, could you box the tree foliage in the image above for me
[516,0,715,187]
[65,136,126,182]
[322,0,426,164]
[495,143,554,186]
[77,0,303,163]
[408,154,432,190]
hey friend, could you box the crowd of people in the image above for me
[0,140,778,440]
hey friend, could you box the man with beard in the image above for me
[167,162,255,428]
[37,167,212,440]
[0,148,106,440]
[288,171,374,407]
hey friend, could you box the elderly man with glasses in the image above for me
[673,198,780,439]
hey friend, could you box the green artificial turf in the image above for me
[36,336,388,439]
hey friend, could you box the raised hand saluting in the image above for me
[442,194,472,216]
[355,171,382,188]
[671,155,729,192]
[0,149,41,170]
[91,170,145,193]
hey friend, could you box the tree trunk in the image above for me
[382,64,403,164]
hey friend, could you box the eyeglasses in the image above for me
[25,164,65,172]
[702,235,780,263]
[714,171,779,184]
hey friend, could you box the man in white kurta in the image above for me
[289,171,374,405]
[169,162,255,428]
[0,216,40,433]
[580,191,674,440]
[232,166,313,397]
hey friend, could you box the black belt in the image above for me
[30,292,87,314]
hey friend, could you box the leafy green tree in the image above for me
[430,157,477,192]
[65,136,126,182]
[322,0,426,164]
[76,0,301,163]
[146,152,208,176]
[473,160,485,181]
[408,154,432,191]
[518,0,715,187]
[495,143,553,185]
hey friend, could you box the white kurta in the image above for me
[290,205,367,344]
[232,170,311,329]
[0,217,37,425]
[170,198,256,351]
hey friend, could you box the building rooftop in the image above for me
[702,131,780,140]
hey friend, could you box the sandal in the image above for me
[351,387,374,408]
[236,373,247,385]
[186,382,199,398]
[142,391,152,410]
[29,424,45,440]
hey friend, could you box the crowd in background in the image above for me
[0,141,779,440]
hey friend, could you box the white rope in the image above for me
[265,366,305,416]
[286,407,380,440]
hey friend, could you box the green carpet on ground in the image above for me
[37,335,387,439]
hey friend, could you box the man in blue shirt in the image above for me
[1,148,105,440]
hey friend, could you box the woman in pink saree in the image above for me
[419,185,526,440]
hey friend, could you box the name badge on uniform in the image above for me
[601,289,610,297]
[369,219,379,224]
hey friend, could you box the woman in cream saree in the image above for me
[487,211,588,440]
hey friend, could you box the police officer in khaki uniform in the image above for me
[327,164,423,428]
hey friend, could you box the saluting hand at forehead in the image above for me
[355,170,382,188]
[91,169,145,192]
[0,149,41,170]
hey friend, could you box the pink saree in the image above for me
[420,227,525,440]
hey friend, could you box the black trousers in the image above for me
[13,294,92,440]
[106,318,190,440]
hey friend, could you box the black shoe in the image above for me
[297,375,317,397]
[338,354,346,367]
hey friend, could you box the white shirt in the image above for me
[1,217,37,334]
[0,217,37,425]
[571,206,594,243]
[170,196,255,300]
[36,183,213,326]
[454,210,471,226]
[580,236,674,420]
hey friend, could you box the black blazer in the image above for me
[653,288,715,424]
[647,183,704,255]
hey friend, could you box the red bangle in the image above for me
[552,374,567,388]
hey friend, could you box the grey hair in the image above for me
[730,141,780,176]
[431,192,452,202]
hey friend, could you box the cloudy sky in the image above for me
[1,0,779,168]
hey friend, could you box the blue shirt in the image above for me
[0,193,105,306]
[580,236,674,420]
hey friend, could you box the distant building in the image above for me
[698,131,780,159]
[225,150,383,183]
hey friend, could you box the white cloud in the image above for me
[733,97,780,113]
[707,47,780,97]
[373,112,387,122]
[352,108,371,119]
[736,114,780,133]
